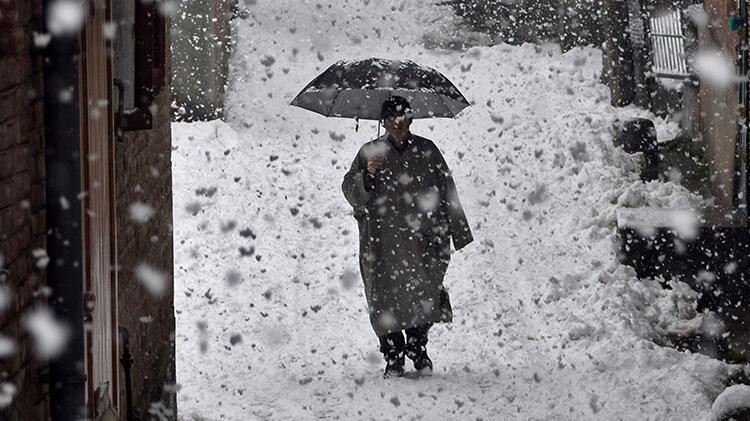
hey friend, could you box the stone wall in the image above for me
[558,0,605,52]
[171,0,235,121]
[0,0,50,419]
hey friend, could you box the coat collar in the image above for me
[386,132,412,152]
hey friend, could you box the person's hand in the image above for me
[367,156,383,174]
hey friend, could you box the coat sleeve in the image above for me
[435,148,474,251]
[342,152,372,215]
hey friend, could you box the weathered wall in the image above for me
[558,0,605,52]
[602,0,636,106]
[699,0,742,226]
[115,86,176,420]
[0,0,49,419]
[171,0,235,121]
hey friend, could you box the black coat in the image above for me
[342,133,473,336]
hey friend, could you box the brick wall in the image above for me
[0,0,50,420]
[115,87,176,419]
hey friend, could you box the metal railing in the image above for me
[649,9,690,79]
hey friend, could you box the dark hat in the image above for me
[380,95,412,120]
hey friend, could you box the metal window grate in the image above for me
[649,9,689,79]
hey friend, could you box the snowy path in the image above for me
[172,1,729,419]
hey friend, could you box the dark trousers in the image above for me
[378,323,432,361]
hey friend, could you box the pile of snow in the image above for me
[706,385,750,421]
[172,0,732,419]
[617,208,700,240]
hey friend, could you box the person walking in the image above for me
[342,96,474,378]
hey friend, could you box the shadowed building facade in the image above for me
[0,0,175,419]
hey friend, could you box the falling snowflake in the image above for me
[47,0,84,36]
[24,307,71,359]
[129,202,156,223]
[135,263,167,297]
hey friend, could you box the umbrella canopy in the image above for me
[290,58,470,120]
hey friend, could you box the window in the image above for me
[112,0,166,132]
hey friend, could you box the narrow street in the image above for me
[172,1,729,419]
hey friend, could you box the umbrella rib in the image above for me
[435,90,455,118]
[325,88,345,117]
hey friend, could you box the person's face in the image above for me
[384,113,412,136]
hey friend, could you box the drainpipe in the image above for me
[742,0,750,227]
[118,327,135,421]
[732,0,749,224]
[42,0,87,419]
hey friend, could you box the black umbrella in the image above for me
[290,58,470,121]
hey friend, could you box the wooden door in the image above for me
[79,0,119,417]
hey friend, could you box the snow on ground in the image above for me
[172,1,733,419]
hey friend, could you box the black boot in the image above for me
[383,353,405,378]
[405,323,433,374]
[411,351,432,373]
[379,331,405,379]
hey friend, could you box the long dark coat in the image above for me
[342,133,473,337]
